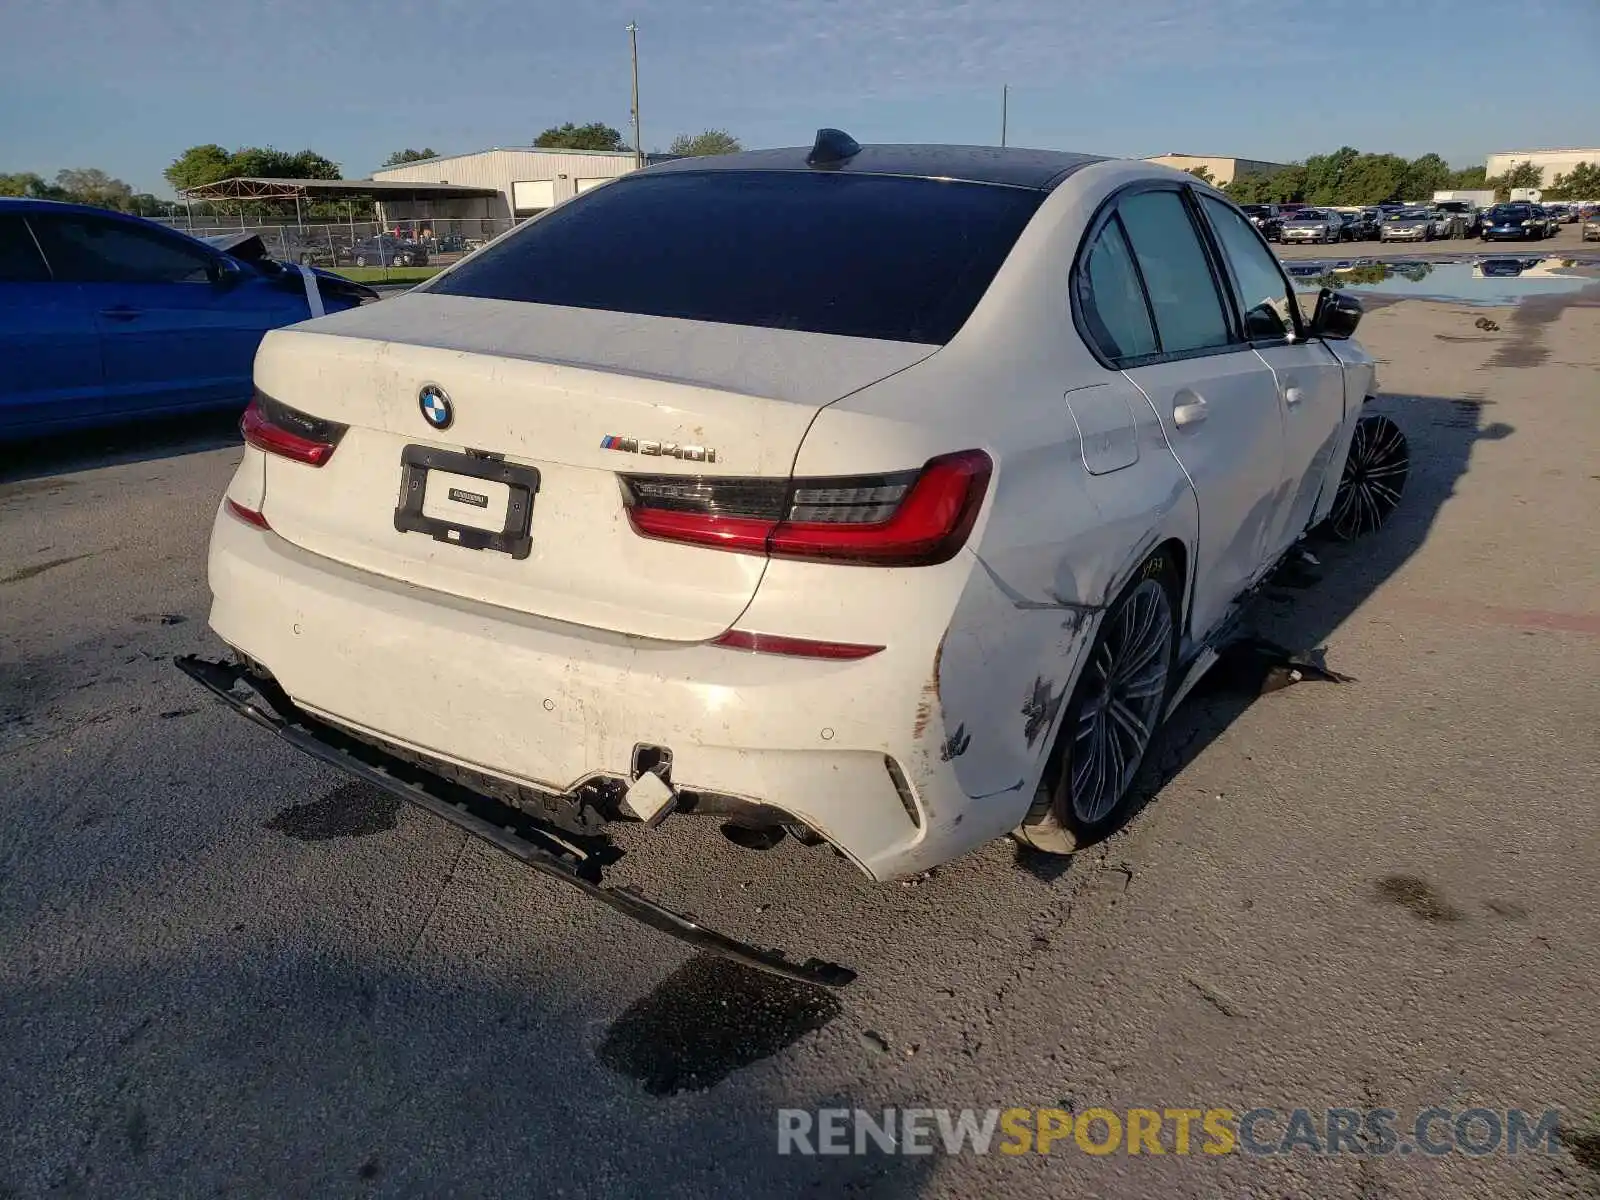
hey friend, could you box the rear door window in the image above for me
[1114,190,1233,355]
[0,215,51,283]
[428,171,1045,344]
[29,214,216,284]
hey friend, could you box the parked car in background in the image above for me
[349,236,429,268]
[1281,207,1344,243]
[1427,209,1464,239]
[1239,204,1283,241]
[1582,210,1600,241]
[1480,203,1549,241]
[1379,208,1436,242]
[0,200,375,440]
[1433,200,1479,236]
[183,140,1380,898]
[1341,209,1381,241]
[1543,203,1574,224]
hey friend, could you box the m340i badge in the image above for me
[599,435,718,463]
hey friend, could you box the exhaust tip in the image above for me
[719,821,787,852]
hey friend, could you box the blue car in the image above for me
[1479,203,1548,242]
[0,199,376,440]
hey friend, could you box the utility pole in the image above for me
[627,22,643,170]
[1001,84,1009,148]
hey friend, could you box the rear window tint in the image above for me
[428,171,1044,344]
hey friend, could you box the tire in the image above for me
[355,255,367,267]
[1325,413,1409,541]
[1014,552,1180,855]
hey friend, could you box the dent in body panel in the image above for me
[908,398,1196,828]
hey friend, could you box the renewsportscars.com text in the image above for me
[776,1106,1564,1158]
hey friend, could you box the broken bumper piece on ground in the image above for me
[172,655,856,989]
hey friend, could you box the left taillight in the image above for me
[622,449,992,567]
[241,391,347,467]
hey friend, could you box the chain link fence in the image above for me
[151,216,518,282]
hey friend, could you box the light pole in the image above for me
[1001,84,1009,148]
[627,22,643,170]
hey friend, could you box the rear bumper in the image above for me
[206,508,986,880]
[174,654,854,987]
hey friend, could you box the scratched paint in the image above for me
[1020,677,1065,749]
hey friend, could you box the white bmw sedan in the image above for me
[194,133,1375,884]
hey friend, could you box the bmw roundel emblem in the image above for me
[418,385,453,430]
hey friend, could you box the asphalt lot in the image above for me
[3,289,1598,1198]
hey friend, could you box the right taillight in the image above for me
[241,391,347,467]
[622,449,992,567]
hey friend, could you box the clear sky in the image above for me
[3,0,1596,196]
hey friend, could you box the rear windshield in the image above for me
[427,171,1045,344]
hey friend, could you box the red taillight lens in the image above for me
[622,450,992,567]
[710,630,884,659]
[241,392,347,467]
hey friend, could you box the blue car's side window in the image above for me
[30,216,214,285]
[0,216,51,283]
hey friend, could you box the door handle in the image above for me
[99,306,143,321]
[1172,393,1209,428]
[1284,386,1304,406]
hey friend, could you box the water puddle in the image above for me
[596,953,841,1095]
[1288,255,1600,306]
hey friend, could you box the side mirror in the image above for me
[1309,287,1362,340]
[208,256,244,288]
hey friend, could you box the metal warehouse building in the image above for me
[1141,153,1286,184]
[370,148,674,221]
[1484,148,1600,187]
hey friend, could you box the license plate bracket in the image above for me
[394,444,540,559]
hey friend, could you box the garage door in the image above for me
[575,178,609,194]
[511,180,556,213]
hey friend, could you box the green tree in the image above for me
[1223,173,1273,204]
[1545,162,1600,200]
[1400,152,1452,201]
[667,129,741,157]
[381,148,439,167]
[227,147,340,179]
[163,143,234,192]
[1184,165,1216,185]
[1447,165,1488,190]
[1303,146,1360,204]
[1266,164,1309,204]
[55,167,135,210]
[534,122,627,151]
[1342,153,1409,205]
[1489,159,1542,200]
[0,171,68,199]
[128,193,179,218]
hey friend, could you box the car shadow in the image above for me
[0,945,943,1197]
[1126,389,1514,823]
[0,409,243,486]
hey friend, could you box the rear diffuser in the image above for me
[174,655,855,988]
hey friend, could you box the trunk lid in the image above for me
[252,293,934,641]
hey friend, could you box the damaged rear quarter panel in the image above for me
[928,395,1195,832]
